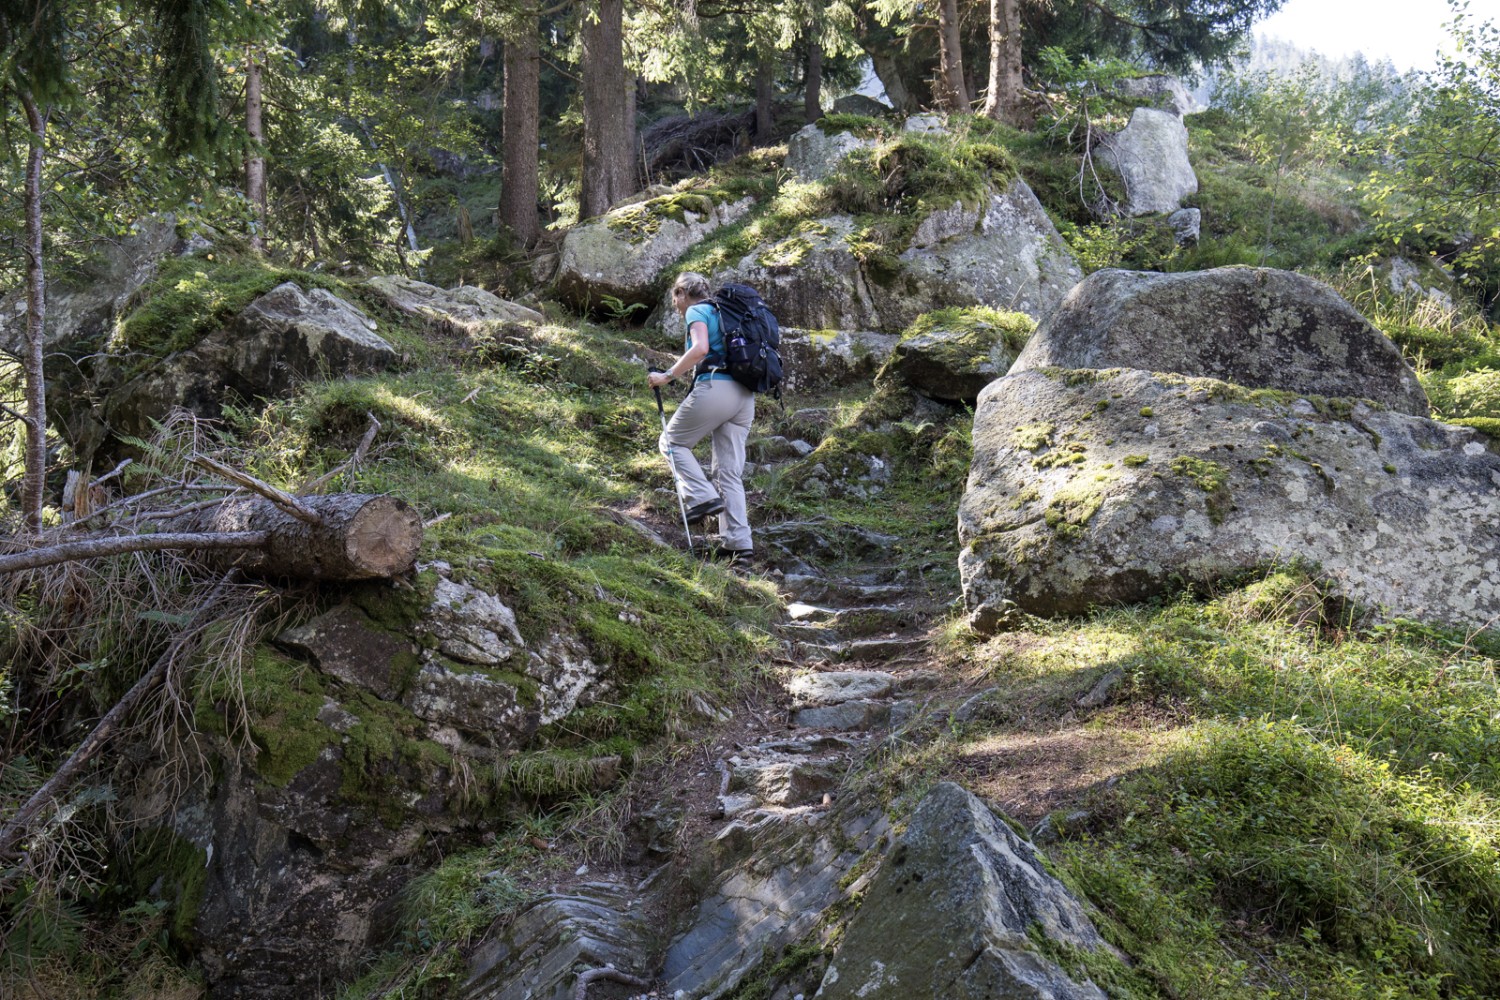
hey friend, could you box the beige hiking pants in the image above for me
[660,377,755,550]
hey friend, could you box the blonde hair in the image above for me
[673,271,711,301]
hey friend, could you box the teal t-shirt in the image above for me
[684,302,725,363]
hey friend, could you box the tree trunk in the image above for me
[937,0,970,111]
[0,494,422,578]
[581,0,630,219]
[624,73,639,190]
[755,56,774,143]
[805,38,823,123]
[982,0,1026,125]
[19,92,48,533]
[871,51,915,112]
[246,47,267,251]
[500,19,541,246]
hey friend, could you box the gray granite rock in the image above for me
[363,275,543,333]
[556,192,756,311]
[1096,107,1197,215]
[277,604,416,700]
[102,282,395,446]
[816,782,1106,1000]
[660,180,1082,337]
[787,123,878,182]
[960,367,1500,632]
[1011,267,1428,416]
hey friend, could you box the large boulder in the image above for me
[787,123,877,182]
[100,282,395,447]
[555,191,756,312]
[958,368,1500,633]
[1115,74,1197,116]
[817,782,1107,999]
[0,217,178,356]
[662,179,1083,338]
[1095,107,1197,216]
[1012,267,1429,416]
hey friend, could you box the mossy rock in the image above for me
[878,308,1037,405]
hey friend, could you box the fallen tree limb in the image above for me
[0,570,242,869]
[192,454,324,525]
[573,965,652,1000]
[0,531,268,574]
[0,493,421,580]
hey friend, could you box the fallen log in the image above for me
[0,493,422,579]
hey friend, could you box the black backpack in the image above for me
[701,283,783,397]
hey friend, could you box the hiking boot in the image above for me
[684,497,725,524]
[704,545,753,564]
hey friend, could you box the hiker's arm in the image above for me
[649,322,711,387]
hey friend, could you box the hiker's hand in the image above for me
[648,370,674,389]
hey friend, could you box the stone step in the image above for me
[787,670,896,707]
[720,756,846,815]
[791,698,893,731]
[781,574,914,605]
[798,635,930,664]
[776,621,840,645]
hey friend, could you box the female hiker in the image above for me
[647,271,754,560]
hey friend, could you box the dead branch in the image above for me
[299,412,381,494]
[573,966,652,1000]
[0,531,269,574]
[191,454,324,525]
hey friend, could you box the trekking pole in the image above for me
[650,370,695,555]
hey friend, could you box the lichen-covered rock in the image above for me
[1115,74,1197,115]
[1012,267,1429,416]
[423,576,525,666]
[556,192,756,311]
[102,282,395,444]
[527,633,609,725]
[787,123,877,182]
[817,781,1107,1000]
[404,661,539,740]
[1096,107,1197,215]
[662,180,1082,338]
[958,368,1500,633]
[363,275,543,333]
[1386,256,1458,312]
[777,328,901,394]
[878,310,1036,405]
[903,114,946,134]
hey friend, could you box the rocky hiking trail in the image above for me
[462,415,1116,1000]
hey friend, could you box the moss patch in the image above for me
[115,253,347,358]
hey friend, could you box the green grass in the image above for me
[942,574,1500,999]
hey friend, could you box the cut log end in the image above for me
[345,495,424,578]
